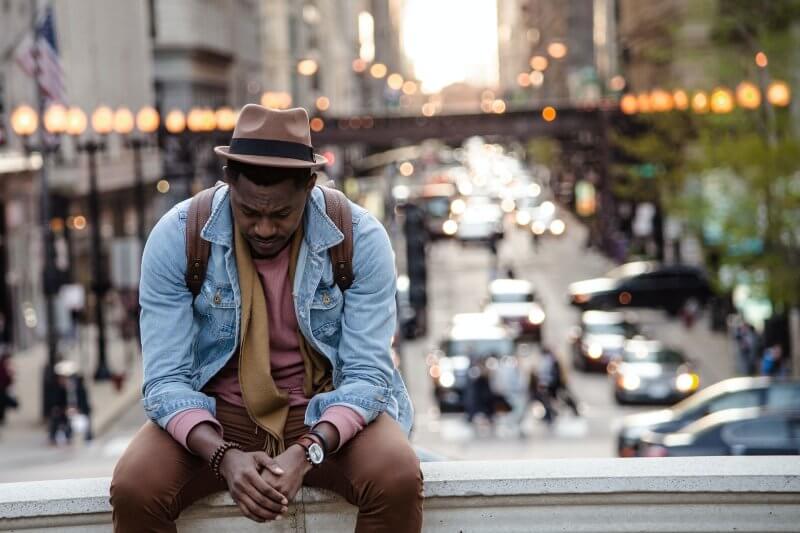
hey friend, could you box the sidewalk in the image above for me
[0,325,143,478]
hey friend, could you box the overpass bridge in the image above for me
[310,104,622,149]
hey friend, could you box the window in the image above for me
[766,384,800,409]
[622,349,684,364]
[707,390,762,413]
[722,419,790,448]
[585,322,638,337]
[446,338,515,358]
[491,292,534,304]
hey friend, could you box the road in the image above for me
[405,211,734,460]
[0,210,735,482]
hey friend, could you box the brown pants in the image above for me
[110,401,423,532]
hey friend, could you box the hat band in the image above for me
[229,138,314,162]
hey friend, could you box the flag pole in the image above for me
[31,1,61,418]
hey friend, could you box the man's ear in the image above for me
[223,165,237,184]
[306,172,317,193]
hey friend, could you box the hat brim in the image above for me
[214,145,328,168]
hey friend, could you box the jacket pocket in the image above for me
[310,284,343,341]
[198,283,236,336]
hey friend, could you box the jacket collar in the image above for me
[201,184,344,253]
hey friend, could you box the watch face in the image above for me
[308,443,324,464]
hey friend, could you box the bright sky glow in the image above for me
[402,0,499,94]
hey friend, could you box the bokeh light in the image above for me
[766,81,791,107]
[710,87,734,113]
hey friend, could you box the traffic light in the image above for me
[403,203,427,308]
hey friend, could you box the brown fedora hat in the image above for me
[214,104,328,168]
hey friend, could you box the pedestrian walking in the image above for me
[0,347,18,426]
[527,369,556,426]
[733,319,760,375]
[464,358,497,426]
[680,297,701,329]
[538,347,580,417]
[48,361,94,444]
[111,105,421,532]
[530,230,540,252]
[47,365,72,445]
[760,344,786,377]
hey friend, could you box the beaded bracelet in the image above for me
[209,441,243,481]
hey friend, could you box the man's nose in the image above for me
[253,217,277,239]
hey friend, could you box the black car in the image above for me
[608,339,699,405]
[616,377,800,456]
[568,261,712,315]
[638,408,800,457]
[569,311,639,371]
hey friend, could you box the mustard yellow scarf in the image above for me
[234,220,332,457]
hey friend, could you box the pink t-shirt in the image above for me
[167,243,364,451]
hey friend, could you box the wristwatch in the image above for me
[296,436,325,467]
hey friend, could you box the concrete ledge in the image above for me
[2,457,799,532]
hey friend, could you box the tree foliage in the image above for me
[613,0,800,309]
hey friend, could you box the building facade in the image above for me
[497,0,611,106]
[1,0,158,350]
[261,0,409,116]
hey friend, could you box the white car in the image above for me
[483,279,545,342]
[452,197,504,242]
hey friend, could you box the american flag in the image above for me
[15,6,67,104]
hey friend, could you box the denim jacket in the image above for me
[139,185,413,435]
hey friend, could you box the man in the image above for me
[110,105,422,532]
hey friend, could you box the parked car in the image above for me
[569,310,639,372]
[568,261,713,314]
[608,339,699,405]
[426,319,516,412]
[616,377,800,457]
[484,279,545,342]
[638,408,800,457]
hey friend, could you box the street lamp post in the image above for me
[11,103,66,416]
[115,107,159,253]
[70,106,114,381]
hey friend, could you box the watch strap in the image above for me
[295,436,323,466]
[308,429,330,454]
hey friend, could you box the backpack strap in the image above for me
[185,182,226,298]
[320,186,354,291]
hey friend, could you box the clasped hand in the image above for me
[220,445,310,523]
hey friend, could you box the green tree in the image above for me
[614,0,800,310]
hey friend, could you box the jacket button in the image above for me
[322,292,331,305]
[214,291,222,305]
